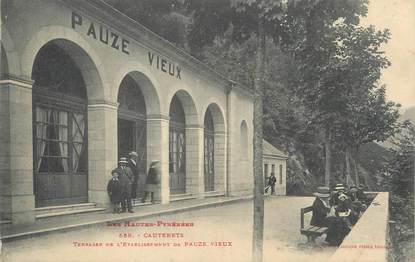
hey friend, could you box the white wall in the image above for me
[263,157,287,196]
[1,0,255,223]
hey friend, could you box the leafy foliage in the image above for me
[383,124,415,261]
[103,0,189,48]
[99,2,411,257]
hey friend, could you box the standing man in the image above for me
[128,151,140,199]
[265,172,277,195]
[118,157,134,213]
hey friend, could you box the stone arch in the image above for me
[240,120,248,160]
[31,39,99,207]
[204,103,226,133]
[203,103,227,193]
[169,89,199,126]
[116,72,156,199]
[168,89,199,195]
[113,66,161,116]
[21,26,106,101]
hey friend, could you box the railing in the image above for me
[330,192,390,262]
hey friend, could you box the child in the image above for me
[107,168,122,213]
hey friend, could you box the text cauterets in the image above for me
[71,12,130,55]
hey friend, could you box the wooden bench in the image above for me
[300,206,328,242]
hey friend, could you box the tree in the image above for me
[286,0,369,186]
[319,22,401,186]
[103,0,188,48]
[384,123,415,261]
[186,1,293,261]
[187,1,370,260]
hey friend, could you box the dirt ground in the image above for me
[1,197,337,262]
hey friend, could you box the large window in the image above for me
[35,107,87,174]
[169,95,186,194]
[32,41,88,206]
[264,164,269,179]
[204,110,215,192]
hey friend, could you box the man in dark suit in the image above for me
[118,157,134,213]
[265,172,277,195]
[357,184,369,204]
[310,186,332,227]
[128,151,140,199]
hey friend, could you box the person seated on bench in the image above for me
[310,186,332,227]
[325,193,353,246]
[347,186,367,225]
[330,183,346,206]
[357,184,369,204]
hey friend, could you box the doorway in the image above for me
[117,75,147,199]
[117,118,135,159]
[169,95,186,194]
[32,42,88,207]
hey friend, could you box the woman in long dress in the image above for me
[141,160,160,204]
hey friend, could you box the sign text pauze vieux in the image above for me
[71,12,130,55]
[71,11,182,80]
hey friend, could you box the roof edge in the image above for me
[59,0,253,97]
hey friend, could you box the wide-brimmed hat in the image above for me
[313,186,330,198]
[334,184,346,191]
[129,151,139,157]
[150,160,159,167]
[118,157,128,164]
[111,168,121,175]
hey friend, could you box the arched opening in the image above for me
[204,109,215,192]
[32,41,89,207]
[117,74,147,199]
[169,94,186,194]
[240,120,248,159]
[204,103,226,193]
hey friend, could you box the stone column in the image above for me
[213,131,227,194]
[185,126,204,198]
[87,101,118,207]
[226,90,236,196]
[146,114,169,204]
[0,76,35,225]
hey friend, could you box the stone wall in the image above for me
[330,192,390,262]
[1,0,255,224]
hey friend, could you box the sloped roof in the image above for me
[263,140,288,159]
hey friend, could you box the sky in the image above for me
[360,0,415,110]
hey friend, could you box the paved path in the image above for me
[0,196,249,240]
[1,197,337,262]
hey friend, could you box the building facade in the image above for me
[263,140,288,196]
[0,0,254,225]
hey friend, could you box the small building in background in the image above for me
[263,140,288,196]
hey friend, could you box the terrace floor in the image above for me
[1,196,337,262]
